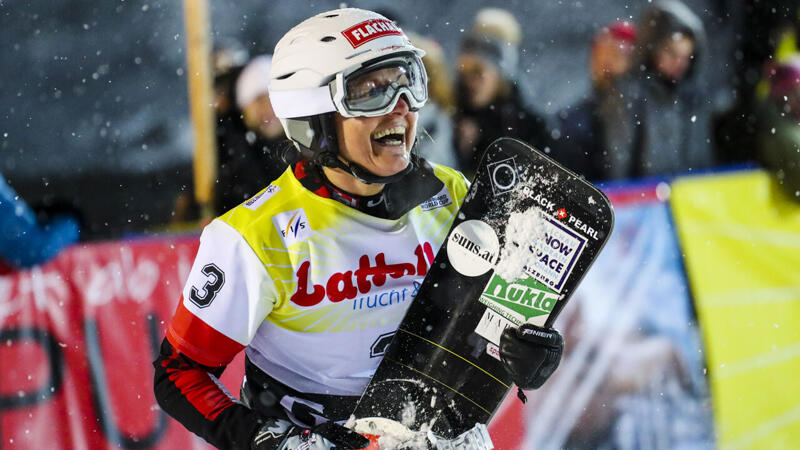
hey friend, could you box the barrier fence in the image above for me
[0,169,797,449]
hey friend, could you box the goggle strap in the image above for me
[270,86,337,119]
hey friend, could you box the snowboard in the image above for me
[350,138,615,441]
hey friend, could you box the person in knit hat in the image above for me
[591,20,638,92]
[553,20,638,179]
[212,38,249,120]
[214,55,289,214]
[453,7,551,179]
[235,55,285,141]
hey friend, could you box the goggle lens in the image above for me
[341,56,427,114]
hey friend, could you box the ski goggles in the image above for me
[269,53,428,119]
[330,53,428,117]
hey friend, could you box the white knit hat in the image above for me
[235,55,272,108]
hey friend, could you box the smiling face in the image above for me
[332,96,418,186]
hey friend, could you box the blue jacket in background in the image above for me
[0,174,79,268]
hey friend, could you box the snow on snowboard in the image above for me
[350,138,615,446]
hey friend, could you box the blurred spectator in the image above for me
[215,54,289,213]
[212,39,250,172]
[591,21,639,92]
[715,5,799,165]
[407,32,460,169]
[453,7,552,179]
[171,40,249,223]
[212,38,250,120]
[554,20,637,179]
[597,0,715,180]
[0,173,79,272]
[756,58,800,201]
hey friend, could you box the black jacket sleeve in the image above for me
[153,338,262,450]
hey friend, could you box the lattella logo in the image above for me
[290,242,435,307]
[479,274,558,325]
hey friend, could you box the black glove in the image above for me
[251,418,369,450]
[313,421,370,449]
[499,324,563,390]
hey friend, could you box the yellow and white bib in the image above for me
[168,164,468,395]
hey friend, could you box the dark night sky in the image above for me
[0,0,742,236]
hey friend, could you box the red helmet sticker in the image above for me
[341,19,403,48]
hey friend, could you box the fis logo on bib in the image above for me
[272,209,312,247]
[478,274,559,326]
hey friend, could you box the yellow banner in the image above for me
[671,170,800,449]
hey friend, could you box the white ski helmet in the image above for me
[268,8,428,183]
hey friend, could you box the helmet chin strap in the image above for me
[318,150,415,185]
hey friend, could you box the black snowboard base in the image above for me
[352,138,614,439]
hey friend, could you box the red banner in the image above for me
[0,235,531,449]
[0,237,246,449]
